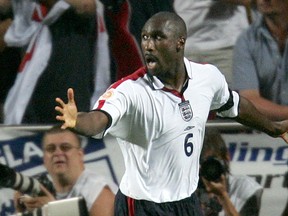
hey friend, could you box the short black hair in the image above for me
[146,11,187,39]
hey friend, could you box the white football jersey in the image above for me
[93,58,239,203]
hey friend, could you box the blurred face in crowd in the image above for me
[257,0,288,17]
[43,130,84,180]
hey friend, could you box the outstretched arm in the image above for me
[235,96,288,142]
[239,89,288,121]
[55,88,109,136]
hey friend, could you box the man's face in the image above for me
[141,18,180,78]
[43,131,84,178]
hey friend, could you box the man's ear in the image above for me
[177,37,186,51]
[79,148,84,157]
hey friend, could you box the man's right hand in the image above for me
[55,88,78,129]
[14,184,55,213]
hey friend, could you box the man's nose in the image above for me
[144,39,155,51]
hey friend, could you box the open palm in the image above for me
[55,88,78,129]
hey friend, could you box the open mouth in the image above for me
[145,55,158,69]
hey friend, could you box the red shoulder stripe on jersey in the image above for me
[95,67,147,110]
[109,66,147,89]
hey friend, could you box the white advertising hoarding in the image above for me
[0,127,287,216]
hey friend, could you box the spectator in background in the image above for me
[90,0,112,106]
[198,128,263,216]
[174,0,258,86]
[14,125,118,216]
[100,0,143,82]
[91,0,144,104]
[3,0,97,124]
[1,0,143,123]
[233,0,288,121]
[0,0,21,123]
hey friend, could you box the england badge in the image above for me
[178,100,193,121]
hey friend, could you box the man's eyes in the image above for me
[61,144,72,151]
[142,35,163,40]
[44,143,77,153]
[156,36,162,40]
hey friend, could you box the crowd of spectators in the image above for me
[0,0,143,124]
[0,0,287,215]
[0,0,286,124]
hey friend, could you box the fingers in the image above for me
[14,191,23,200]
[25,200,39,212]
[201,178,209,188]
[220,174,226,183]
[55,90,69,124]
[55,88,77,128]
[55,104,65,125]
[20,194,55,212]
[67,88,75,104]
[55,105,64,115]
[14,192,26,213]
[202,178,213,193]
[19,195,37,211]
[55,88,74,108]
[55,97,65,107]
[39,184,52,197]
[55,117,68,129]
[55,115,65,121]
